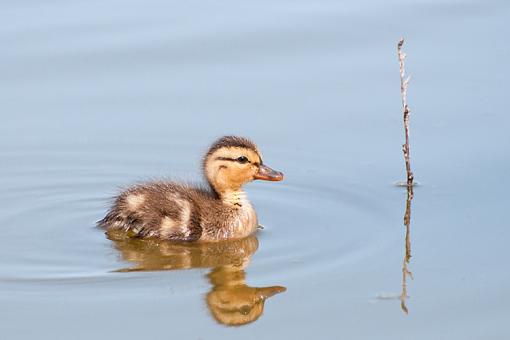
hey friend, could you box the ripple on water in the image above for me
[0,147,398,289]
[250,182,397,280]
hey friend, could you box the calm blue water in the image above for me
[1,1,509,339]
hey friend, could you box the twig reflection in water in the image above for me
[400,185,414,314]
[107,230,286,326]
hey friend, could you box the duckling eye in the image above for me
[236,156,249,164]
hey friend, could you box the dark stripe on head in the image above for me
[216,157,239,162]
[206,136,258,157]
[203,136,261,169]
[215,156,252,164]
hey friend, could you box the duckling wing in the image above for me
[98,182,203,241]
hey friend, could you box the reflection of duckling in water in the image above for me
[207,266,285,326]
[98,136,284,242]
[107,230,286,326]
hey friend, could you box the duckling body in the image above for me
[98,136,283,242]
[100,182,257,241]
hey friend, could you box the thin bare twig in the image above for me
[397,38,414,187]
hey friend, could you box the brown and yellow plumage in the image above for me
[98,136,283,242]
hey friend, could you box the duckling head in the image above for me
[203,136,283,196]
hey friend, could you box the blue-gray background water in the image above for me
[1,1,509,339]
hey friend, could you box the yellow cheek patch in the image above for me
[204,146,262,192]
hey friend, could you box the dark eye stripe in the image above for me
[216,156,251,164]
[216,157,236,162]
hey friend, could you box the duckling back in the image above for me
[98,181,258,242]
[98,182,203,241]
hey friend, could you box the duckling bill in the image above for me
[98,136,284,242]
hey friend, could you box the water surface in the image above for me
[1,0,509,339]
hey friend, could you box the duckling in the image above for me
[98,136,283,242]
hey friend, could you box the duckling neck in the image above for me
[219,189,249,208]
